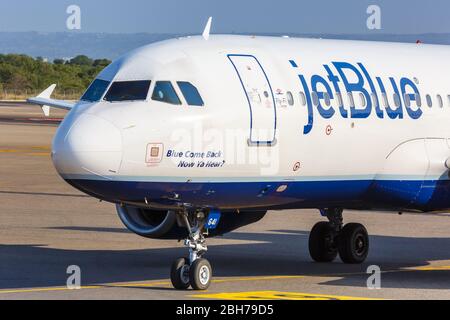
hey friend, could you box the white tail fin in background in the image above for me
[36,84,56,117]
[27,84,75,115]
[202,17,213,41]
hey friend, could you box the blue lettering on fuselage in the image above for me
[289,60,423,134]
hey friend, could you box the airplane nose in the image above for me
[52,114,123,178]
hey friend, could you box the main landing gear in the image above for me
[309,208,369,264]
[170,210,212,290]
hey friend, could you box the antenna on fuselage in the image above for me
[202,17,213,40]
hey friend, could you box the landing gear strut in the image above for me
[170,210,213,290]
[309,208,369,264]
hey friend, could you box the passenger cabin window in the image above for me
[323,92,331,106]
[81,79,110,102]
[382,93,388,107]
[426,94,432,108]
[404,94,411,107]
[335,92,343,107]
[393,93,401,107]
[347,92,355,108]
[104,80,151,102]
[416,94,422,107]
[152,81,181,105]
[299,92,306,106]
[437,95,443,108]
[359,93,366,107]
[177,81,204,106]
[286,91,294,106]
[371,93,379,108]
[312,92,319,106]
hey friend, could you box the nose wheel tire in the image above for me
[189,258,212,291]
[170,257,191,290]
[169,210,213,290]
[170,257,213,290]
[338,223,369,264]
[309,222,338,262]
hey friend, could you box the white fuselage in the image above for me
[51,35,450,212]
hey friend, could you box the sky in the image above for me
[0,0,449,34]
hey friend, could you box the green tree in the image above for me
[93,59,111,67]
[68,55,93,66]
[0,54,107,99]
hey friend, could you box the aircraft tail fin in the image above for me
[36,84,56,117]
[27,84,75,116]
[202,17,213,41]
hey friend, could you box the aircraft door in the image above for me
[415,138,450,209]
[228,54,277,145]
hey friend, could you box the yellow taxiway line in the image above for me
[0,276,304,296]
[0,146,50,157]
[412,265,450,271]
[0,266,449,297]
[0,282,171,295]
[192,291,376,300]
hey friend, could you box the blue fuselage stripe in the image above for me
[64,176,450,212]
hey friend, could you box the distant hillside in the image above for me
[0,32,179,60]
[0,32,449,60]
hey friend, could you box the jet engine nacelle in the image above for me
[116,205,266,239]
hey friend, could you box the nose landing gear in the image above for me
[170,210,213,290]
[309,208,369,264]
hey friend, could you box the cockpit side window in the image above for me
[151,81,181,105]
[177,81,204,106]
[104,80,151,102]
[81,79,110,102]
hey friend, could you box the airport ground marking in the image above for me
[0,282,171,295]
[412,265,450,271]
[0,266,448,296]
[192,291,377,300]
[0,275,306,296]
[24,152,50,157]
[212,275,305,283]
[0,286,101,295]
[0,145,51,157]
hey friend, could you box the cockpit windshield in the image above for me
[151,81,182,105]
[80,79,110,102]
[104,80,151,102]
[177,81,204,106]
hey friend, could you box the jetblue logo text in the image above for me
[289,60,422,134]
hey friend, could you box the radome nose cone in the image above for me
[52,114,122,177]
